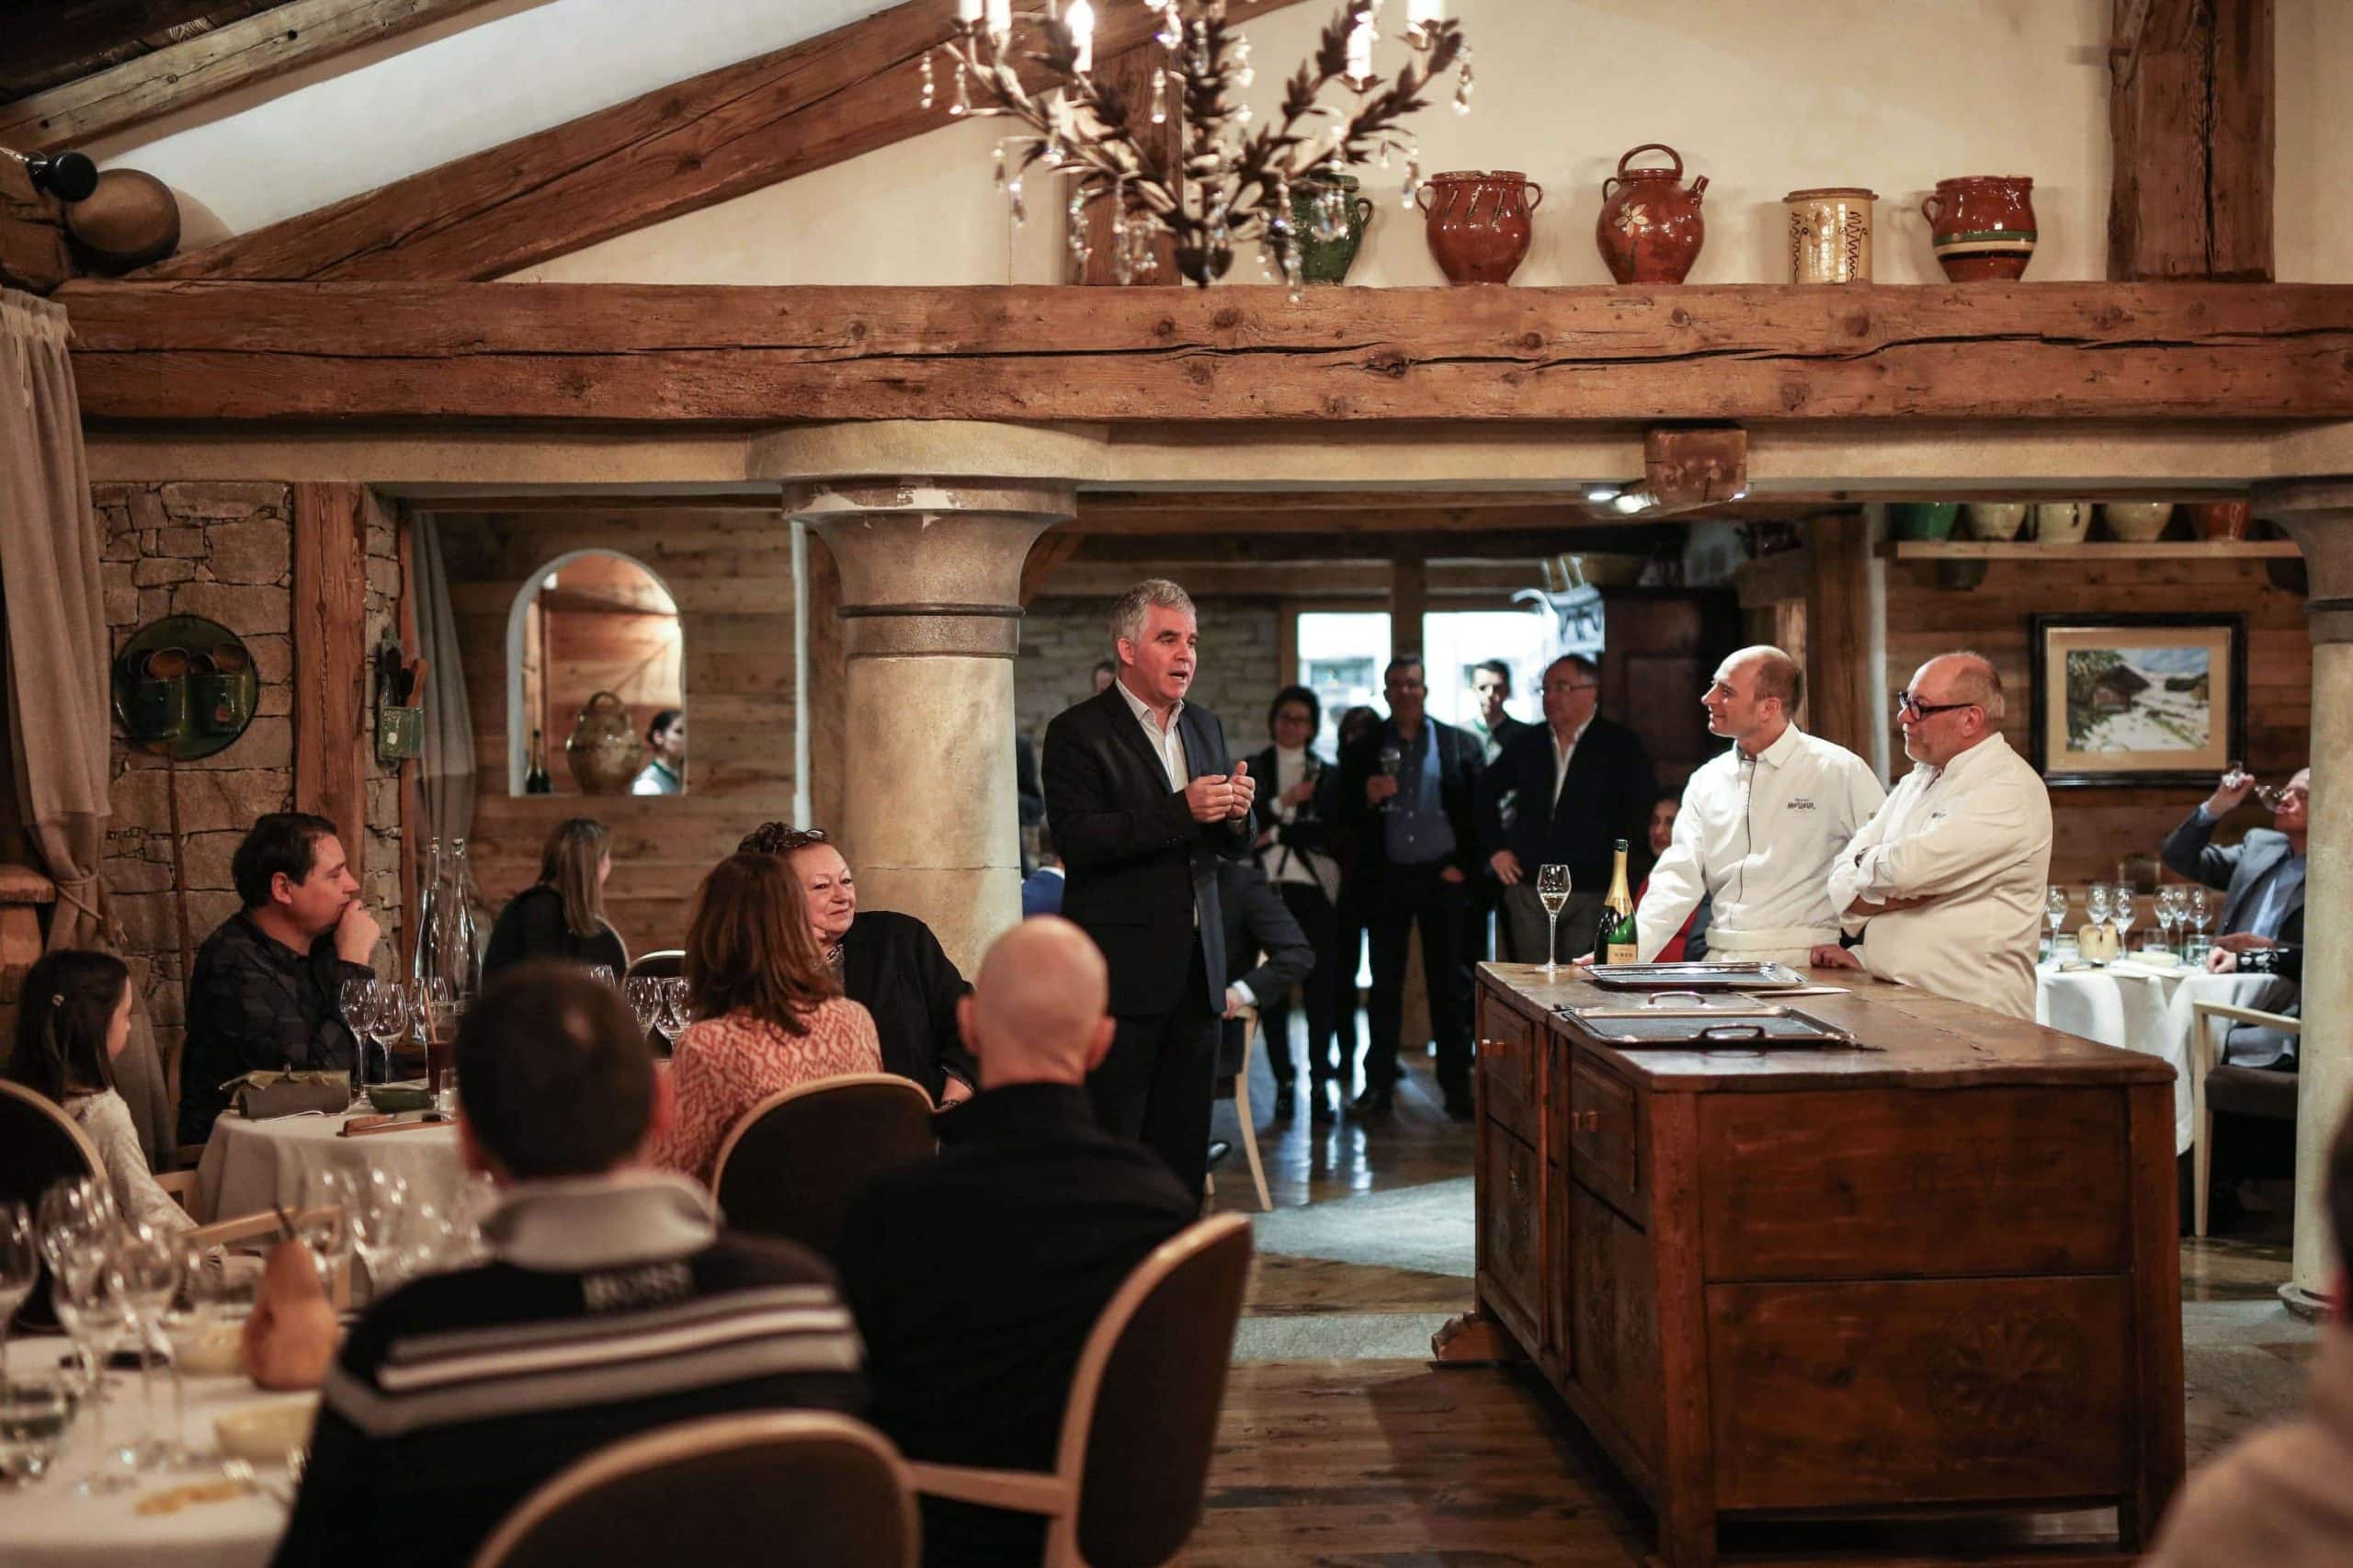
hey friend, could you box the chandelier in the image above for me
[925,0,1469,288]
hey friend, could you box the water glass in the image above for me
[1376,744,1404,812]
[0,1378,71,1483]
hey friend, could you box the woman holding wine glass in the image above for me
[1244,686,1344,1121]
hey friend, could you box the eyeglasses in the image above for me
[738,823,828,856]
[1545,682,1599,695]
[1893,690,1979,720]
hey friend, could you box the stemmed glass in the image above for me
[656,980,693,1051]
[588,964,618,988]
[368,981,413,1089]
[624,977,664,1040]
[346,1168,411,1300]
[2086,882,2111,927]
[1376,744,1404,812]
[103,1222,179,1470]
[1536,864,1573,977]
[297,1168,358,1296]
[2225,762,2286,811]
[2186,886,2214,959]
[338,976,375,1094]
[2044,885,2069,959]
[49,1252,132,1494]
[0,1376,70,1483]
[158,1241,244,1465]
[2156,887,2187,954]
[2111,884,2137,953]
[36,1179,117,1394]
[0,1202,35,1388]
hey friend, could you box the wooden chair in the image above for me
[471,1412,918,1568]
[1210,1009,1271,1212]
[2189,999,2302,1237]
[624,949,685,981]
[908,1213,1255,1568]
[710,1074,937,1260]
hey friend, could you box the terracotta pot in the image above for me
[1597,143,1706,284]
[1294,174,1376,285]
[1921,175,2036,282]
[564,690,645,795]
[2101,502,2176,541]
[2187,501,2253,540]
[1784,187,1875,284]
[1417,170,1540,285]
[2033,502,2089,544]
[1890,503,1961,540]
[1962,503,2029,541]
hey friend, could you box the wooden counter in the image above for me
[1460,962,2183,1567]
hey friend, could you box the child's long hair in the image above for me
[6,949,129,1104]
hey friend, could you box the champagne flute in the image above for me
[1377,744,1404,813]
[0,1202,35,1391]
[1536,864,1573,977]
[2044,886,2069,959]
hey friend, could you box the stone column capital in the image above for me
[2256,479,2353,643]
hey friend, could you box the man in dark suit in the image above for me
[1336,654,1485,1120]
[1214,858,1316,1086]
[1042,579,1255,1194]
[1477,653,1657,968]
[836,918,1196,1568]
[2164,765,2308,1067]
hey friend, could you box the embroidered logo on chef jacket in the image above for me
[1787,797,1817,811]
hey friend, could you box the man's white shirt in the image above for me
[1635,725,1885,961]
[1828,732,2053,1021]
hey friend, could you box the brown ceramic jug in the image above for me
[1922,175,2036,281]
[565,689,645,795]
[1416,170,1542,286]
[1596,143,1706,284]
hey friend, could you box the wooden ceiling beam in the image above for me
[1041,561,1543,599]
[1071,526,1674,564]
[0,0,507,154]
[60,278,2353,426]
[2107,0,2273,281]
[0,1,280,103]
[0,151,73,292]
[138,0,1305,283]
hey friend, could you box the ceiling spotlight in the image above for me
[1585,486,1621,504]
[1612,491,1653,515]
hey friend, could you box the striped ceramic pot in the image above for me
[1921,176,2036,282]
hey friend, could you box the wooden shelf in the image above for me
[1882,540,2301,562]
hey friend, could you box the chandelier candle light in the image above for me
[930,0,1468,289]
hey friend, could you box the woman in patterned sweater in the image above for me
[653,853,881,1183]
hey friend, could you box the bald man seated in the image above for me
[834,917,1197,1568]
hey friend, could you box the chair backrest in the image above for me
[472,1412,918,1568]
[1065,1213,1255,1568]
[0,1080,103,1330]
[626,949,685,981]
[710,1074,937,1260]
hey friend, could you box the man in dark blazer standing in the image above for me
[1336,654,1485,1119]
[1476,653,1657,967]
[1042,579,1255,1194]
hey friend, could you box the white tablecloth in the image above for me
[2035,960,2295,1154]
[195,1110,466,1225]
[0,1340,307,1568]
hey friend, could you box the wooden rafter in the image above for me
[0,1,280,103]
[138,0,1306,283]
[2107,0,2273,281]
[0,151,72,292]
[1070,526,1676,564]
[59,279,2353,426]
[0,0,507,153]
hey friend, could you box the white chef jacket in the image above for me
[1635,724,1885,962]
[1828,732,2053,1021]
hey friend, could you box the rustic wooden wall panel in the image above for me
[431,506,795,955]
[290,483,369,858]
[60,280,2353,425]
[1881,552,2310,886]
[2108,0,2274,281]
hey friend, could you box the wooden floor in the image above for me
[1181,1041,2310,1568]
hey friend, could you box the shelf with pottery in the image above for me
[1881,540,2301,562]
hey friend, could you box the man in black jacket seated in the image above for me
[180,812,381,1145]
[270,964,866,1568]
[1336,655,1485,1119]
[1214,857,1316,1096]
[837,918,1197,1568]
[742,822,978,1108]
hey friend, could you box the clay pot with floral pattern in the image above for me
[1596,143,1707,284]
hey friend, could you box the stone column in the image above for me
[2256,481,2353,1317]
[784,480,1074,978]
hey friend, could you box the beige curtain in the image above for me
[0,290,174,1165]
[412,513,476,842]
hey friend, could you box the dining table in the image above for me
[2034,955,2296,1153]
[0,1337,309,1568]
[194,1105,467,1226]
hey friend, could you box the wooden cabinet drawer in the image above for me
[1477,988,1540,1144]
[1477,1122,1545,1355]
[1563,1055,1644,1222]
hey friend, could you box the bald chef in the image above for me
[1820,652,2053,1020]
[1633,646,1885,970]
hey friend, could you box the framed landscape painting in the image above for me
[2029,613,2245,789]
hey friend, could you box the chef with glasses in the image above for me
[1815,652,2054,1020]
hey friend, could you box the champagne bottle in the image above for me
[525,728,553,794]
[1601,838,1639,965]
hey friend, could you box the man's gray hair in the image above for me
[1109,578,1195,653]
[1944,650,2006,722]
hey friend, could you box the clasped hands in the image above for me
[1183,761,1257,824]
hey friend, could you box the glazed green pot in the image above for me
[1890,502,1961,540]
[1293,175,1376,285]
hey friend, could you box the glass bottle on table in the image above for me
[1599,840,1639,966]
[449,838,486,1002]
[1535,864,1573,976]
[412,837,445,987]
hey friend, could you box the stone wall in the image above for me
[1016,595,1286,753]
[95,482,404,1070]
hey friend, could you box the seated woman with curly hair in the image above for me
[651,853,881,1183]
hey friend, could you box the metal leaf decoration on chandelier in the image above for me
[932,0,1467,289]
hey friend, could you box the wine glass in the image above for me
[2158,887,2187,953]
[297,1168,358,1296]
[104,1222,180,1469]
[2186,886,2214,959]
[35,1178,116,1396]
[368,982,413,1088]
[1536,864,1573,977]
[588,964,617,988]
[49,1252,132,1494]
[1376,744,1404,812]
[2110,885,2136,952]
[346,1168,411,1300]
[656,980,693,1052]
[0,1202,35,1390]
[2086,882,2111,928]
[624,977,664,1036]
[2043,885,2069,959]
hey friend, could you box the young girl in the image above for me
[6,950,192,1234]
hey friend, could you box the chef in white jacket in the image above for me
[1633,646,1884,969]
[1817,652,2052,1020]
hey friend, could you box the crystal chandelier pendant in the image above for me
[950,59,971,118]
[1454,47,1474,112]
[1148,67,1169,126]
[919,51,936,111]
[1006,173,1026,225]
[1402,147,1422,209]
